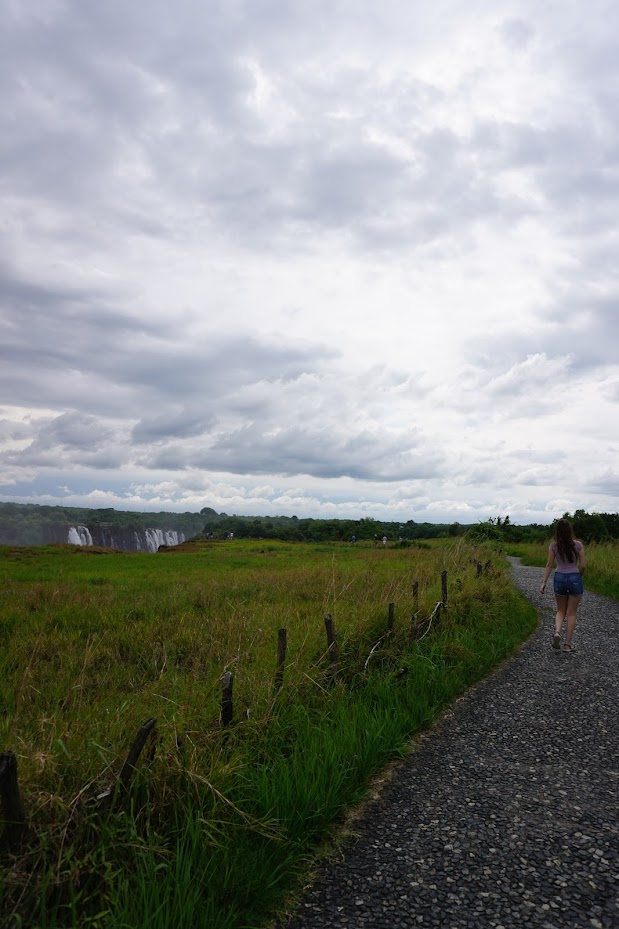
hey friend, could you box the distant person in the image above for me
[382,535,387,546]
[351,534,356,545]
[540,518,586,652]
[373,534,378,547]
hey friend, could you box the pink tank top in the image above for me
[550,541,583,573]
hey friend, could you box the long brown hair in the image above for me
[554,518,578,564]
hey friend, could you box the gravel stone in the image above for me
[280,559,619,929]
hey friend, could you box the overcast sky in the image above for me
[1,0,618,525]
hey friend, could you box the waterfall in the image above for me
[67,526,93,546]
[144,529,185,552]
[145,528,164,552]
[66,525,186,551]
[165,530,184,546]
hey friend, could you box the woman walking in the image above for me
[540,518,586,652]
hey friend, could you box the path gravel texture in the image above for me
[282,559,619,929]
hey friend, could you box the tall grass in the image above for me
[1,539,536,928]
[506,539,619,601]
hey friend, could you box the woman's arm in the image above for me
[578,543,586,575]
[540,546,555,593]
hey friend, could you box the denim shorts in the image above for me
[554,572,584,596]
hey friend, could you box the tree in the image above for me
[465,522,502,541]
[569,510,609,543]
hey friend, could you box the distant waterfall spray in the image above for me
[67,526,93,546]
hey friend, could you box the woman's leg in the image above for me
[564,594,582,646]
[554,594,568,635]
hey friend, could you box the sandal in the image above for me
[562,643,576,652]
[552,633,561,650]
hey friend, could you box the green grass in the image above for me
[506,539,619,601]
[0,539,537,928]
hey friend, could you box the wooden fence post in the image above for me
[324,613,339,680]
[441,570,448,605]
[0,750,26,852]
[220,671,234,727]
[476,561,482,578]
[274,628,287,691]
[412,581,419,610]
[117,718,157,799]
[387,602,395,633]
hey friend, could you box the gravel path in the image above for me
[281,559,619,929]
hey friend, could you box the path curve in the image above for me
[281,558,619,929]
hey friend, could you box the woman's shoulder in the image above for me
[575,539,584,550]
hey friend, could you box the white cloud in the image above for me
[0,0,618,525]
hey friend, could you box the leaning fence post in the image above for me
[274,628,287,692]
[220,671,234,727]
[324,613,339,680]
[0,750,26,852]
[117,717,157,800]
[387,602,395,633]
[441,570,448,605]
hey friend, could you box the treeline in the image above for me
[562,509,619,542]
[464,511,619,545]
[199,510,550,544]
[2,501,617,548]
[199,509,619,544]
[0,503,205,546]
[200,511,455,543]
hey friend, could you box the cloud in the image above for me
[587,470,619,498]
[0,0,618,524]
[485,353,571,396]
[0,412,121,468]
[499,18,535,52]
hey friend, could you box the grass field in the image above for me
[1,538,538,928]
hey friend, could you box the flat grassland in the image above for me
[1,539,537,928]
